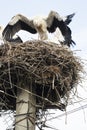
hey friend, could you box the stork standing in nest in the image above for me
[2,11,75,47]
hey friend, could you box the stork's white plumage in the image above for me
[33,16,48,40]
[2,11,75,47]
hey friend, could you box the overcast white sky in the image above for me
[0,0,87,130]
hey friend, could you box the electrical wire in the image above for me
[47,103,87,121]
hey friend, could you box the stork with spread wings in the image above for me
[2,11,75,47]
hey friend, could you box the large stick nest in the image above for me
[0,40,82,111]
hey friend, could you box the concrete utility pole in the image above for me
[15,84,36,130]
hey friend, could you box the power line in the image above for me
[48,103,87,121]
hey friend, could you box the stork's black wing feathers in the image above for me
[46,11,69,38]
[47,16,67,36]
[2,14,37,42]
[46,11,76,47]
[65,13,75,25]
[20,20,37,33]
[47,17,59,32]
[47,17,66,34]
[63,26,76,47]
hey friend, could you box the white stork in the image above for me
[2,11,75,47]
